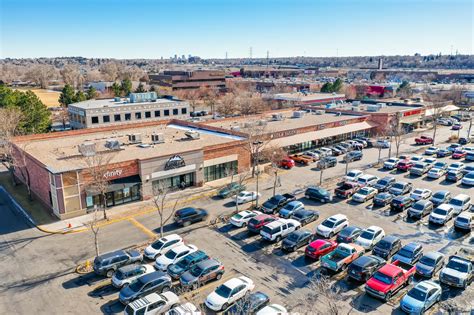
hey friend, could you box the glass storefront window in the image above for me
[86,184,141,210]
[152,173,195,191]
[204,160,238,182]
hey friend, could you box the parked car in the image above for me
[166,303,200,315]
[407,200,434,219]
[119,271,172,304]
[466,151,474,161]
[93,249,143,277]
[365,261,416,301]
[373,192,394,207]
[205,276,255,311]
[439,250,474,288]
[447,143,462,153]
[432,161,448,170]
[393,242,423,265]
[429,204,454,225]
[372,235,402,260]
[344,169,363,182]
[427,167,446,179]
[391,196,414,212]
[317,156,337,168]
[247,214,276,234]
[230,210,262,228]
[335,182,361,199]
[424,146,439,155]
[305,239,338,260]
[291,209,319,225]
[344,151,363,162]
[416,252,445,278]
[351,187,378,203]
[410,163,430,176]
[290,154,314,165]
[461,165,474,176]
[236,191,261,204]
[459,137,471,145]
[410,188,432,201]
[281,229,312,252]
[348,255,386,282]
[375,139,390,149]
[445,170,463,182]
[218,183,246,198]
[154,244,198,271]
[180,258,225,290]
[144,234,184,260]
[415,135,433,145]
[304,186,332,203]
[336,226,362,243]
[410,156,424,163]
[436,148,451,158]
[330,147,343,156]
[355,226,385,251]
[461,171,474,187]
[174,207,208,227]
[430,190,451,206]
[454,212,474,231]
[373,177,395,192]
[260,218,301,242]
[389,181,413,196]
[321,243,365,272]
[396,160,414,172]
[452,123,462,130]
[167,250,209,280]
[452,149,467,159]
[124,291,179,315]
[383,158,400,170]
[225,291,269,314]
[315,214,349,238]
[303,151,320,161]
[278,201,304,218]
[449,194,472,214]
[278,157,295,169]
[261,193,295,214]
[357,174,379,187]
[112,264,155,288]
[400,280,442,314]
[255,304,287,315]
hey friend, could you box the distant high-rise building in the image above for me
[378,58,383,70]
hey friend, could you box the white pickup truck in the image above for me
[439,248,474,289]
[260,218,301,242]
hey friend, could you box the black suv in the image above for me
[93,249,143,277]
[373,177,395,192]
[174,207,208,227]
[318,156,337,169]
[372,235,402,260]
[304,186,332,203]
[344,151,363,162]
[336,225,362,243]
[390,196,414,212]
[348,255,386,282]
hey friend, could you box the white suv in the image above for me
[260,218,301,242]
[315,214,349,238]
[344,170,363,182]
[357,174,379,187]
[144,234,183,260]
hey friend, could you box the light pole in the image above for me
[319,158,326,185]
[253,141,263,208]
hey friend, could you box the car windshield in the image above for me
[413,189,424,195]
[151,240,165,250]
[446,260,468,272]
[115,270,127,280]
[238,192,247,197]
[419,256,436,266]
[340,184,353,190]
[128,278,145,292]
[450,198,464,206]
[189,264,204,277]
[376,240,391,249]
[412,203,425,211]
[433,208,448,216]
[466,173,474,179]
[249,218,259,225]
[347,172,358,177]
[322,220,336,228]
[398,248,413,258]
[293,212,305,219]
[414,164,424,168]
[124,305,134,315]
[360,231,374,239]
[285,204,296,211]
[387,158,397,163]
[378,179,389,185]
[457,217,469,223]
[177,255,194,268]
[359,189,370,195]
[215,284,232,298]
[428,147,437,151]
[287,233,300,241]
[434,163,445,168]
[165,249,179,260]
[433,192,446,199]
[407,287,427,301]
[393,183,404,189]
[233,214,243,219]
[373,272,392,284]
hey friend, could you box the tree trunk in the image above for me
[432,123,437,145]
[273,170,277,196]
[94,232,100,256]
[377,147,382,164]
[160,213,164,238]
[101,193,108,220]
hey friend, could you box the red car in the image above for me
[247,214,276,234]
[396,160,414,171]
[279,157,295,169]
[305,239,337,260]
[414,135,433,145]
[452,150,467,159]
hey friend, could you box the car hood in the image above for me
[119,285,136,299]
[401,294,424,310]
[282,239,297,247]
[356,238,372,248]
[279,208,292,216]
[317,225,331,234]
[156,255,174,266]
[168,264,185,275]
[392,254,411,264]
[262,202,276,209]
[366,277,390,292]
[180,271,197,284]
[430,213,446,220]
[145,246,159,255]
[206,291,228,307]
[416,262,434,274]
[442,268,468,279]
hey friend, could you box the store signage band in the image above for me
[103,169,123,179]
[165,155,186,170]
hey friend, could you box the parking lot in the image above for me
[1,122,473,314]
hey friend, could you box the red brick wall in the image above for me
[204,142,251,173]
[80,160,139,183]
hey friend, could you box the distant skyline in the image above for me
[1,0,472,59]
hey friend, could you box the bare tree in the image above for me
[82,151,116,220]
[151,181,181,238]
[84,206,101,257]
[216,93,238,117]
[25,64,57,88]
[232,170,251,213]
[60,64,81,88]
[423,93,447,145]
[386,116,406,158]
[0,108,23,184]
[261,145,287,196]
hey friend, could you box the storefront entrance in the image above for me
[152,172,195,190]
[86,175,141,210]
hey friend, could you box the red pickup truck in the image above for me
[415,135,433,145]
[334,182,360,198]
[365,260,416,301]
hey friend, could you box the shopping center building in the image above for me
[13,110,377,219]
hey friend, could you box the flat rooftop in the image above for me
[16,122,242,173]
[272,92,346,102]
[69,97,182,110]
[374,105,423,113]
[206,110,366,134]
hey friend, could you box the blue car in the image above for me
[400,280,442,314]
[279,201,304,218]
[436,149,450,158]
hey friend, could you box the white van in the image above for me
[449,194,472,215]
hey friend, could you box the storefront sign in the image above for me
[103,169,123,179]
[403,109,423,117]
[164,155,186,170]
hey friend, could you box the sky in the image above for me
[1,0,472,59]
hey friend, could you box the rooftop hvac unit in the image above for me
[366,105,380,112]
[185,130,200,140]
[129,92,158,103]
[292,111,305,118]
[352,101,361,106]
[315,110,325,115]
[138,143,151,148]
[151,133,165,144]
[104,139,121,150]
[257,120,267,126]
[230,125,241,131]
[243,122,255,128]
[272,113,283,121]
[128,133,142,144]
[78,141,96,157]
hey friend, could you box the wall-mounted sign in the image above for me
[164,155,186,170]
[103,169,123,179]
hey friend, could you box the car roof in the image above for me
[290,229,311,237]
[423,251,444,260]
[171,244,194,253]
[415,280,439,292]
[254,214,273,220]
[394,195,411,201]
[97,249,126,260]
[160,234,181,242]
[265,219,287,228]
[117,264,142,273]
[453,194,470,199]
[286,200,303,206]
[457,212,473,219]
[381,235,400,243]
[196,258,220,269]
[128,292,165,309]
[222,277,246,289]
[139,271,168,283]
[328,214,347,221]
[437,204,453,210]
[403,242,421,251]
[342,225,360,233]
[380,176,395,181]
[414,200,430,205]
[365,226,382,233]
[434,190,449,195]
[353,255,381,267]
[176,207,197,215]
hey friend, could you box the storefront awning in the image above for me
[425,105,460,117]
[85,175,141,195]
[269,121,377,148]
